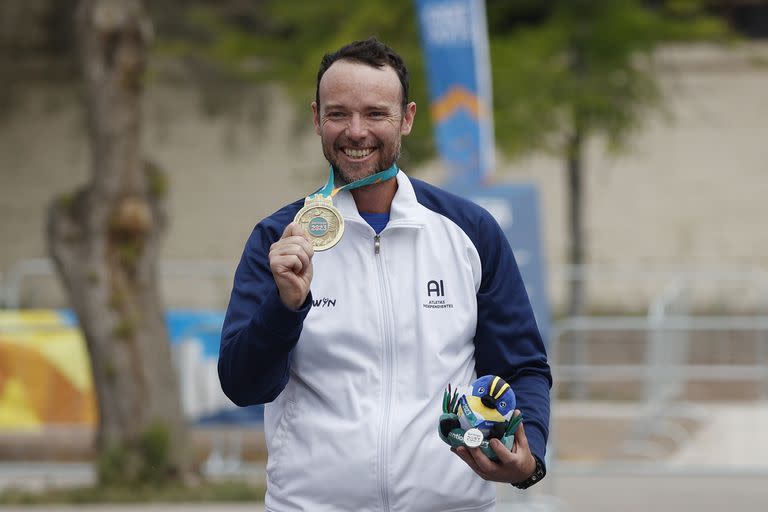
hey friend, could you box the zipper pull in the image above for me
[374,235,381,255]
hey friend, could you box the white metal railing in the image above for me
[550,313,768,477]
[5,259,768,310]
[0,257,235,309]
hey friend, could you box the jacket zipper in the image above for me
[374,233,394,511]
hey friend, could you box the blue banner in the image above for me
[415,0,495,186]
[455,184,551,346]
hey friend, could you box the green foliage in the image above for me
[97,423,175,488]
[144,161,169,198]
[103,360,117,382]
[138,422,174,484]
[0,480,265,504]
[154,0,726,167]
[155,0,433,166]
[116,240,141,267]
[98,442,130,487]
[108,290,124,310]
[59,193,75,210]
[487,0,728,158]
[112,318,135,339]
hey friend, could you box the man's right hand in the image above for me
[269,223,314,310]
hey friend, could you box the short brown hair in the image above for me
[316,37,410,110]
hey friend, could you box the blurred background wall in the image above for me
[1,42,766,313]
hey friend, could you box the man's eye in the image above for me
[369,111,387,118]
[326,112,346,118]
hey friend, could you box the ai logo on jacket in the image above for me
[427,279,445,297]
[424,280,454,309]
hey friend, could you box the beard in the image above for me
[323,137,402,186]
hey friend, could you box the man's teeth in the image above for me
[344,148,374,158]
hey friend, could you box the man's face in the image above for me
[312,59,416,185]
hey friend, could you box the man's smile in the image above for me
[342,146,377,160]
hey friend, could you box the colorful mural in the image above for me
[0,310,96,429]
[0,309,262,431]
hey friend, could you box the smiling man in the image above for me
[313,57,414,190]
[219,38,551,512]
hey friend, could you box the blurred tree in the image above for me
[46,0,191,486]
[486,0,726,316]
[162,0,726,318]
[155,0,432,165]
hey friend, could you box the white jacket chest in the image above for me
[294,223,480,398]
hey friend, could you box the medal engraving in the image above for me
[294,197,344,251]
[463,428,484,448]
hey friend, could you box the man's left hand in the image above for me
[451,410,536,484]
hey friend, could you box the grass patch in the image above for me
[0,480,265,505]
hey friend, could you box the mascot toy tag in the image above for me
[438,375,523,461]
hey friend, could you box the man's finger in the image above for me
[489,438,515,464]
[273,242,312,268]
[272,235,314,257]
[270,236,314,268]
[514,418,529,452]
[282,222,311,241]
[466,447,499,475]
[271,253,305,274]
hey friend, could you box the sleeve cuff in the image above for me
[524,425,547,474]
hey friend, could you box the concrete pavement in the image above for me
[4,402,768,511]
[1,506,264,512]
[2,475,768,512]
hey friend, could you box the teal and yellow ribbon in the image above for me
[310,163,399,200]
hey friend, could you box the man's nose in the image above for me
[346,113,368,139]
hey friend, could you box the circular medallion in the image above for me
[463,428,484,448]
[294,202,344,251]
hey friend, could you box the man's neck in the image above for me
[350,178,398,214]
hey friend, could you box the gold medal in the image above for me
[294,196,344,251]
[294,164,399,251]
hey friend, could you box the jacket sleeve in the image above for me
[471,211,552,469]
[218,220,312,406]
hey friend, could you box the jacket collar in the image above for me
[334,170,423,226]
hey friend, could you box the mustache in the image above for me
[336,140,379,149]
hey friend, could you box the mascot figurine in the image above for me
[438,375,522,461]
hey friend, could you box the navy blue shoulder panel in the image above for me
[254,197,307,245]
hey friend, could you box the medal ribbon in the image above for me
[309,163,399,200]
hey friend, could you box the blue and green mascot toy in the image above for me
[438,375,522,461]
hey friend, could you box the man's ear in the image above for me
[312,101,321,135]
[401,102,417,135]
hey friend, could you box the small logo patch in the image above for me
[312,297,337,308]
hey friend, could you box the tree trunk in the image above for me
[563,124,589,399]
[566,33,588,320]
[46,0,190,485]
[566,125,586,318]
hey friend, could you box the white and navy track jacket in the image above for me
[219,171,551,512]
